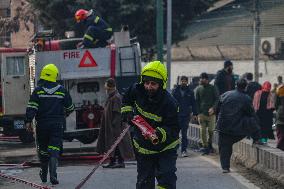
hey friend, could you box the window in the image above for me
[6,56,25,76]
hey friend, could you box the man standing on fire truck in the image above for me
[75,9,113,48]
[121,61,179,189]
[25,64,74,185]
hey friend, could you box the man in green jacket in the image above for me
[195,72,219,155]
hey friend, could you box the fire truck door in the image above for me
[1,53,30,115]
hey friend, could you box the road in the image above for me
[0,151,259,189]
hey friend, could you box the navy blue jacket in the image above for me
[121,83,179,154]
[172,85,197,117]
[25,81,74,124]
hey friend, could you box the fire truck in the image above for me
[0,48,33,143]
[30,31,142,144]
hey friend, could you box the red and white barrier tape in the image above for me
[75,123,131,189]
[0,172,51,189]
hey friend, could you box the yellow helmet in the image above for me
[40,64,59,82]
[276,84,284,97]
[141,61,167,89]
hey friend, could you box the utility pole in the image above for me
[156,0,164,62]
[253,0,260,82]
[166,0,172,90]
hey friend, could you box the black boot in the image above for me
[39,162,48,183]
[49,157,59,185]
[102,157,116,168]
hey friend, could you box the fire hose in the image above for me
[0,172,51,189]
[75,123,131,189]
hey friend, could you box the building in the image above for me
[0,0,34,48]
[171,0,284,87]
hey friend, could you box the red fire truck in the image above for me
[30,31,141,144]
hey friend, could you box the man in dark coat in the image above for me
[245,72,261,99]
[216,79,261,173]
[214,60,236,95]
[97,78,134,168]
[172,76,197,157]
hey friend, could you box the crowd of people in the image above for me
[25,59,284,187]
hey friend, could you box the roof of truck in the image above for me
[0,48,27,53]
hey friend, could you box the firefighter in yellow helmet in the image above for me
[25,64,74,185]
[121,61,179,189]
[275,84,284,150]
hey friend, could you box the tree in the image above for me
[8,0,217,50]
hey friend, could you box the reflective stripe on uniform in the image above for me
[121,106,133,113]
[135,102,162,122]
[84,34,94,41]
[156,127,167,143]
[133,139,180,155]
[157,185,166,189]
[66,104,74,111]
[27,105,38,110]
[28,102,39,107]
[105,27,112,32]
[38,94,64,99]
[39,150,49,156]
[48,145,60,151]
[27,101,39,109]
[54,91,65,96]
[36,90,45,95]
[94,16,100,23]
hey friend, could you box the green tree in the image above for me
[14,0,216,50]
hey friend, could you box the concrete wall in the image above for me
[188,124,284,185]
[171,60,284,88]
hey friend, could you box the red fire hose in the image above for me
[75,123,131,189]
[0,172,51,189]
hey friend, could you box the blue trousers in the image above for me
[83,26,112,48]
[36,122,63,163]
[178,116,190,152]
[136,150,177,189]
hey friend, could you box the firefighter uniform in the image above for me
[25,64,74,185]
[75,9,113,48]
[122,61,179,189]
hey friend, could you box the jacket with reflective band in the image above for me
[25,81,74,124]
[122,83,179,154]
[84,12,112,33]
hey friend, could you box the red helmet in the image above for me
[75,9,88,23]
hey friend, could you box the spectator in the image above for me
[245,72,261,99]
[216,79,260,173]
[277,76,283,86]
[172,76,197,157]
[275,84,284,151]
[97,78,134,168]
[214,60,236,95]
[195,73,219,155]
[253,81,275,144]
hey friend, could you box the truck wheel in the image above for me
[78,133,98,144]
[19,131,35,144]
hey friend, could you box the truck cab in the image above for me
[0,48,33,143]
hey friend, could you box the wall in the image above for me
[10,0,34,48]
[171,60,284,88]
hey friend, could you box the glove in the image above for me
[155,127,167,143]
[122,112,134,123]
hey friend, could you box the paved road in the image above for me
[0,152,259,189]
